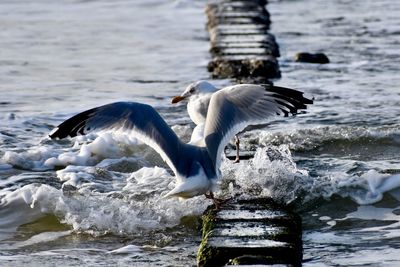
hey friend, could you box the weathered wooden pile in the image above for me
[197,0,303,266]
[206,0,280,82]
[197,199,302,266]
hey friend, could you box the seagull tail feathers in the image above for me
[163,186,193,199]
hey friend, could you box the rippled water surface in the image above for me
[1,0,399,266]
[270,0,400,266]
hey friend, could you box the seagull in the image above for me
[172,81,241,162]
[49,83,313,207]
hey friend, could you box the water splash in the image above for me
[220,145,309,204]
[0,164,208,240]
[220,143,400,207]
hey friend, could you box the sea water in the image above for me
[0,0,399,266]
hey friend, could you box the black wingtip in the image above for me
[262,84,314,115]
[49,107,97,140]
[49,126,72,139]
[49,125,74,139]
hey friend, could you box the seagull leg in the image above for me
[234,135,240,163]
[204,192,232,210]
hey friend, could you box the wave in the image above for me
[0,165,208,241]
[1,124,399,239]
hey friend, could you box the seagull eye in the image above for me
[189,88,195,93]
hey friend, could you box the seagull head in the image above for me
[171,81,218,104]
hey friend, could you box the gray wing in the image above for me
[204,84,313,169]
[49,102,183,175]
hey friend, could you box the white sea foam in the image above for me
[0,164,208,240]
[45,132,141,168]
[107,244,142,254]
[0,184,59,241]
[2,125,192,172]
[220,139,400,206]
[2,147,57,171]
[364,173,400,203]
[10,231,72,249]
[220,145,309,204]
[316,171,400,205]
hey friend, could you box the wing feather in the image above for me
[50,102,184,175]
[204,84,313,169]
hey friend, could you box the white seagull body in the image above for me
[172,81,218,146]
[49,82,313,206]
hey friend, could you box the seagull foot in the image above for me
[205,192,232,210]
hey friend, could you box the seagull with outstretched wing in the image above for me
[50,83,313,207]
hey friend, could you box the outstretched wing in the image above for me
[203,84,313,169]
[50,102,183,175]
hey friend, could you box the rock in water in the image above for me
[295,52,330,64]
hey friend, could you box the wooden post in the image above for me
[199,1,303,266]
[206,0,281,83]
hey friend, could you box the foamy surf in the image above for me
[0,169,208,241]
[1,127,399,243]
[220,145,309,204]
[221,142,400,207]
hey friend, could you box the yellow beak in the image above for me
[171,95,185,104]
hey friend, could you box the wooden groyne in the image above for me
[197,199,302,267]
[206,0,280,82]
[198,0,303,266]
